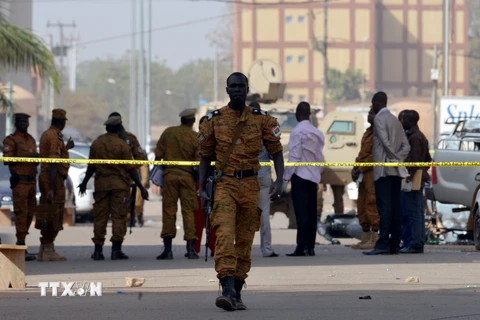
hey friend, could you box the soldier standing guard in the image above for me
[108,112,147,227]
[3,113,40,261]
[37,109,74,262]
[78,116,149,260]
[155,108,200,260]
[198,72,285,311]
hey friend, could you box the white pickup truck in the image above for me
[431,119,480,249]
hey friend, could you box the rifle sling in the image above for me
[217,116,247,175]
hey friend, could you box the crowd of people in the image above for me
[2,72,432,311]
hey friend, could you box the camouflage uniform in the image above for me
[38,111,70,261]
[198,105,283,281]
[89,133,135,245]
[3,130,37,244]
[352,126,379,249]
[155,125,199,241]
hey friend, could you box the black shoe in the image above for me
[157,237,173,260]
[216,276,237,311]
[265,252,279,257]
[17,241,36,261]
[234,278,247,310]
[401,247,424,254]
[111,241,129,260]
[185,240,199,259]
[91,245,105,260]
[362,248,390,255]
[306,249,315,256]
[286,249,307,257]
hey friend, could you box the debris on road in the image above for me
[126,277,145,287]
[405,277,419,283]
[117,291,128,294]
[359,296,372,299]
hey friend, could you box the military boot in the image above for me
[215,276,237,311]
[156,237,173,260]
[91,244,105,261]
[37,243,66,262]
[111,241,129,260]
[185,240,199,259]
[358,231,378,250]
[351,232,370,249]
[16,241,36,261]
[234,278,247,310]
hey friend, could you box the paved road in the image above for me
[1,199,479,320]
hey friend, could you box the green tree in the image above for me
[0,2,59,107]
[327,68,365,103]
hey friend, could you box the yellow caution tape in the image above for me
[0,157,477,167]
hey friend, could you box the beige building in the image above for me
[233,0,470,105]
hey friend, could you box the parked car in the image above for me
[67,149,94,222]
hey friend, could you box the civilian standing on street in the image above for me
[249,101,278,258]
[284,102,325,257]
[363,92,410,256]
[400,110,431,254]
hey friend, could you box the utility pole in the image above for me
[442,0,449,96]
[214,49,218,101]
[323,0,328,109]
[138,0,145,148]
[129,0,137,135]
[145,0,152,154]
[66,34,80,92]
[431,45,439,149]
[46,20,76,110]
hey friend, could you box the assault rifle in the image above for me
[129,184,137,234]
[203,174,216,262]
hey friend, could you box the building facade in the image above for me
[233,0,470,105]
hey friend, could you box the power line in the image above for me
[186,0,344,5]
[77,12,238,46]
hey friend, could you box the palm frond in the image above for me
[0,23,60,92]
[0,87,12,109]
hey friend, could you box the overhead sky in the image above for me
[32,0,226,70]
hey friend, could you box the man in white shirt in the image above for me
[283,102,325,256]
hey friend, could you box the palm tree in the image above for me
[0,1,60,108]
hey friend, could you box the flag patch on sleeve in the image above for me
[197,132,206,145]
[272,126,281,137]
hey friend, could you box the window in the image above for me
[299,95,306,102]
[327,121,355,134]
[286,56,293,63]
[285,16,293,23]
[298,16,305,23]
[286,94,293,101]
[298,55,305,63]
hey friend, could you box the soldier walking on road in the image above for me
[155,108,200,260]
[37,109,73,262]
[3,113,40,261]
[197,72,284,311]
[78,116,149,260]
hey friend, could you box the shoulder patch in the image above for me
[272,125,281,137]
[207,109,221,120]
[252,108,267,116]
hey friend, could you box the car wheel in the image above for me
[474,207,480,251]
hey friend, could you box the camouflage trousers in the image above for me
[357,171,379,231]
[39,172,66,244]
[161,170,197,240]
[211,176,261,281]
[91,189,130,245]
[12,181,36,242]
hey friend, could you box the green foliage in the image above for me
[327,68,366,103]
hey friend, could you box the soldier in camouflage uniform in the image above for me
[198,72,284,311]
[3,113,39,261]
[78,116,149,260]
[108,112,147,227]
[37,109,74,262]
[155,108,200,260]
